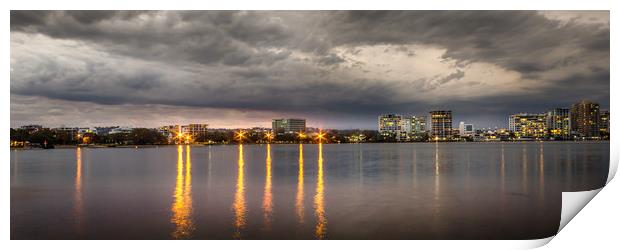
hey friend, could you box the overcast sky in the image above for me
[10,10,609,129]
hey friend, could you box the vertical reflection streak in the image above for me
[233,144,247,239]
[314,143,326,239]
[412,148,417,189]
[432,142,441,233]
[74,147,83,234]
[522,145,528,193]
[207,145,212,187]
[500,144,506,219]
[539,143,545,199]
[435,143,440,176]
[262,144,273,230]
[296,144,305,225]
[434,143,440,207]
[171,145,194,239]
[500,144,505,193]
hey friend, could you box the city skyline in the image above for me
[10,99,609,131]
[11,11,609,129]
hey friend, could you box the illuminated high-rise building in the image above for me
[546,108,570,140]
[600,110,610,138]
[570,100,600,138]
[429,110,452,140]
[378,114,401,140]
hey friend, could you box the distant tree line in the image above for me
[11,127,430,147]
[10,128,167,147]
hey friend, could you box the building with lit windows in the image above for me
[600,110,610,138]
[182,123,209,138]
[509,113,547,140]
[378,114,427,141]
[411,115,427,134]
[378,114,401,140]
[429,110,452,140]
[272,118,306,135]
[546,108,570,140]
[570,100,600,138]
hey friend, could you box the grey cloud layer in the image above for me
[10,11,609,128]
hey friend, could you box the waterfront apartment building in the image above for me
[546,108,570,140]
[272,118,306,135]
[94,126,120,136]
[378,114,402,140]
[19,124,43,134]
[182,123,209,138]
[570,100,600,138]
[600,110,610,138]
[429,110,452,140]
[378,114,427,141]
[509,113,547,139]
[411,115,427,134]
[458,122,474,136]
[53,126,79,139]
[109,126,133,135]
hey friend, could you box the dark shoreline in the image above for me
[10,140,610,150]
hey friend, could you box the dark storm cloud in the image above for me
[10,10,609,128]
[321,11,609,77]
[11,10,294,66]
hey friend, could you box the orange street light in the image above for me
[264,131,274,142]
[235,130,246,143]
[297,131,306,140]
[316,130,326,143]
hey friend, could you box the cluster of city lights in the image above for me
[174,128,192,144]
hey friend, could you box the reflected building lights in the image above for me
[434,142,440,176]
[74,147,84,234]
[233,144,247,239]
[207,145,212,186]
[432,142,441,233]
[412,148,417,188]
[314,143,327,239]
[262,144,273,230]
[296,144,305,225]
[171,145,194,239]
[522,146,528,192]
[539,144,545,198]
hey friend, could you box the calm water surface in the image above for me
[10,142,609,239]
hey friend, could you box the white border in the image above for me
[2,1,615,249]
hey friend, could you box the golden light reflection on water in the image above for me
[434,143,440,198]
[171,145,194,239]
[314,143,326,239]
[296,144,305,225]
[522,146,528,192]
[434,143,440,190]
[262,144,273,230]
[74,147,83,233]
[233,144,247,239]
[539,144,545,198]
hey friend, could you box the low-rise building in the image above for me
[20,124,43,134]
[272,118,306,135]
[458,122,474,137]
